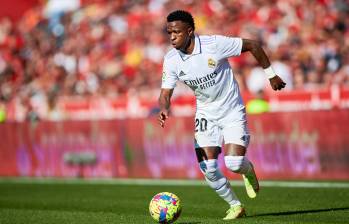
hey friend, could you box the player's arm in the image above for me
[158,88,174,128]
[241,39,286,91]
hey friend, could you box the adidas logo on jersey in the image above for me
[179,71,187,77]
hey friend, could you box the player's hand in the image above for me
[269,75,286,91]
[158,110,169,128]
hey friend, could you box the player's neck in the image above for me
[180,36,195,55]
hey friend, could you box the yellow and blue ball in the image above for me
[149,192,182,223]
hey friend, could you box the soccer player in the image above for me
[158,10,286,220]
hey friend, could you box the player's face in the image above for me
[166,21,192,50]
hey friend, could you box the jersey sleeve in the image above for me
[161,58,178,89]
[215,35,243,59]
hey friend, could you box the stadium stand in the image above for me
[0,0,348,120]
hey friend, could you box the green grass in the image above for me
[0,179,348,224]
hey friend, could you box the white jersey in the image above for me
[161,35,245,120]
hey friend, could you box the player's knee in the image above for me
[199,160,226,189]
[224,156,246,174]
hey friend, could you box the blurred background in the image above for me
[0,0,348,180]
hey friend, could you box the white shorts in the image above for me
[194,110,250,148]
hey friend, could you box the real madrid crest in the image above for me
[208,58,216,68]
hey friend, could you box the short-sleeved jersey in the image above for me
[161,35,245,120]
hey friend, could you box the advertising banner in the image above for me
[0,110,348,180]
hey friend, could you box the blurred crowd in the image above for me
[0,0,349,121]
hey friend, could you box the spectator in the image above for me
[0,0,348,120]
[246,90,270,114]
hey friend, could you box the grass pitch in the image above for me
[0,179,348,224]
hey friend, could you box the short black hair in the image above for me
[167,10,195,30]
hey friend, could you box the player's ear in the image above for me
[188,26,194,37]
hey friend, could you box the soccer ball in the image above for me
[149,192,182,223]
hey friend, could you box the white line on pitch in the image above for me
[0,178,348,188]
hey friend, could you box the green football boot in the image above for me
[242,163,259,198]
[223,204,246,220]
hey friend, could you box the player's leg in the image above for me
[219,112,259,199]
[224,143,260,199]
[196,147,245,220]
[196,147,240,206]
[195,113,245,219]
